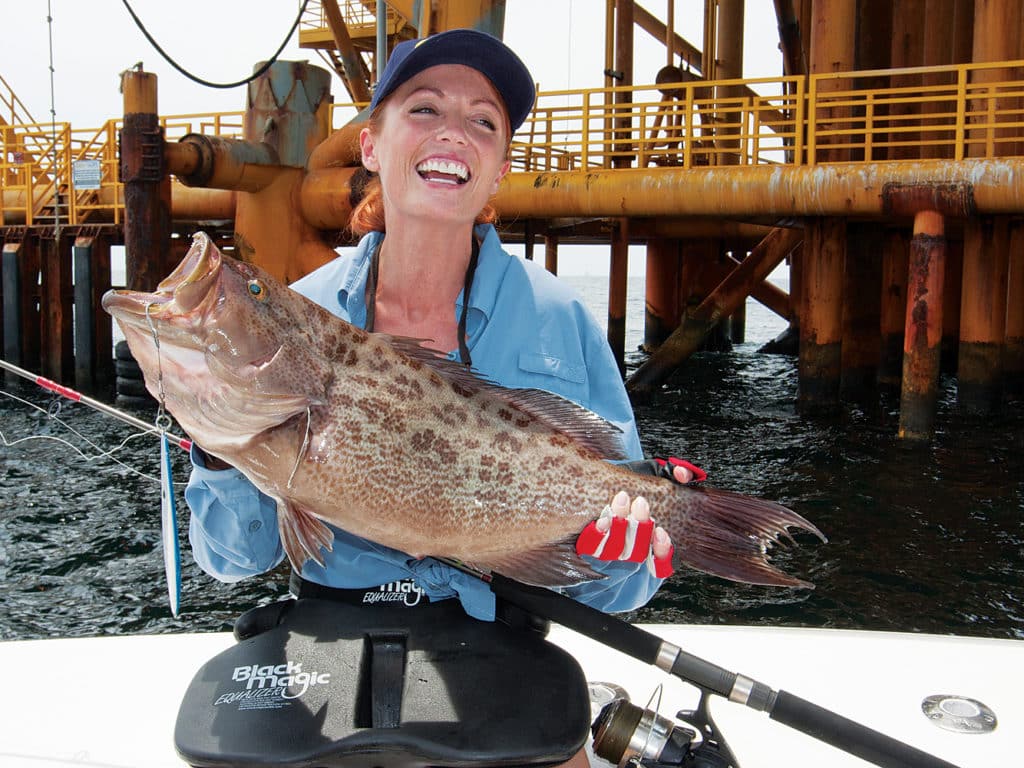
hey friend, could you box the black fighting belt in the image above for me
[175,592,590,768]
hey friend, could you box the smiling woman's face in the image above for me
[359,64,512,228]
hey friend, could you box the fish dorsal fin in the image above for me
[374,333,630,461]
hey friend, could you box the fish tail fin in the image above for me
[663,487,826,588]
[277,499,334,574]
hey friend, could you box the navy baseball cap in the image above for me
[369,29,535,133]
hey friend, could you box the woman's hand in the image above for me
[576,491,675,577]
[574,458,702,578]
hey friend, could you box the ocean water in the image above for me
[1,273,1022,641]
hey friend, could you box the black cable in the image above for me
[120,0,311,89]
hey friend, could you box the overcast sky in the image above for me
[1,1,783,274]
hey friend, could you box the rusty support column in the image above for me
[889,0,925,160]
[840,224,883,399]
[730,263,747,343]
[969,0,1020,158]
[613,0,634,168]
[72,235,113,392]
[879,229,909,391]
[921,0,955,159]
[627,227,802,397]
[798,218,845,412]
[774,0,806,79]
[544,234,559,276]
[809,0,857,162]
[715,0,745,166]
[39,233,73,383]
[644,238,681,351]
[120,70,171,292]
[899,211,947,439]
[952,0,976,64]
[855,0,892,161]
[941,238,963,373]
[2,237,41,377]
[523,220,537,262]
[609,220,630,376]
[959,217,1009,412]
[1006,220,1024,397]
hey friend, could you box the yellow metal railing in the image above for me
[3,59,1024,227]
[1,112,243,227]
[506,59,1024,172]
[1,72,38,127]
[299,0,410,48]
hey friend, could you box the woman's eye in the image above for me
[475,117,497,131]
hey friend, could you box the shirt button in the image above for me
[248,520,262,533]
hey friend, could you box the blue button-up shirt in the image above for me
[186,224,663,619]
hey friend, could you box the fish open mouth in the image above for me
[101,232,221,331]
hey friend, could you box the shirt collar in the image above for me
[336,226,508,352]
[337,231,383,330]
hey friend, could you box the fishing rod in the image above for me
[438,558,961,768]
[3,356,186,617]
[0,357,192,451]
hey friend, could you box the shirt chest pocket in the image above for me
[517,350,588,401]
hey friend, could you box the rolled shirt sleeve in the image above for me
[183,224,663,616]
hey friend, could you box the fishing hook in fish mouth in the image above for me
[287,407,312,490]
[145,302,168,418]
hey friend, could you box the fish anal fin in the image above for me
[474,539,607,588]
[664,486,826,588]
[276,498,334,574]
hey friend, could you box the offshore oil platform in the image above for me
[1,0,1023,442]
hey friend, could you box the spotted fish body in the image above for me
[102,233,823,589]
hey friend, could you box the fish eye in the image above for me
[247,279,268,301]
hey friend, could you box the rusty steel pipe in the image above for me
[166,134,281,193]
[898,210,946,440]
[608,220,630,374]
[170,183,237,222]
[959,216,1010,413]
[296,159,1024,228]
[120,70,172,293]
[798,218,845,412]
[627,226,802,397]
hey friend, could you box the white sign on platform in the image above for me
[72,158,102,190]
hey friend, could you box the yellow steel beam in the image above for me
[322,0,372,103]
[634,2,703,71]
[295,158,1021,230]
[489,159,1022,219]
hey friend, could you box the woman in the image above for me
[185,29,696,623]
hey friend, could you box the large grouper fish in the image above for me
[102,232,824,589]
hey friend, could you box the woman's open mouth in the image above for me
[416,158,470,185]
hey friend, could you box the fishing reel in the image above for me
[589,683,738,768]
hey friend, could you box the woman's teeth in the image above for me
[416,158,470,184]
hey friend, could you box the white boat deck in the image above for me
[1,624,1018,768]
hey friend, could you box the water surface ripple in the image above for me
[1,276,1021,641]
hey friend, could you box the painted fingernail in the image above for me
[612,490,630,514]
[631,495,650,520]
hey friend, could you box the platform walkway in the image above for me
[2,58,1023,228]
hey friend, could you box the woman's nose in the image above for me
[436,116,468,144]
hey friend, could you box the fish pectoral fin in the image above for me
[276,498,334,574]
[475,539,607,588]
